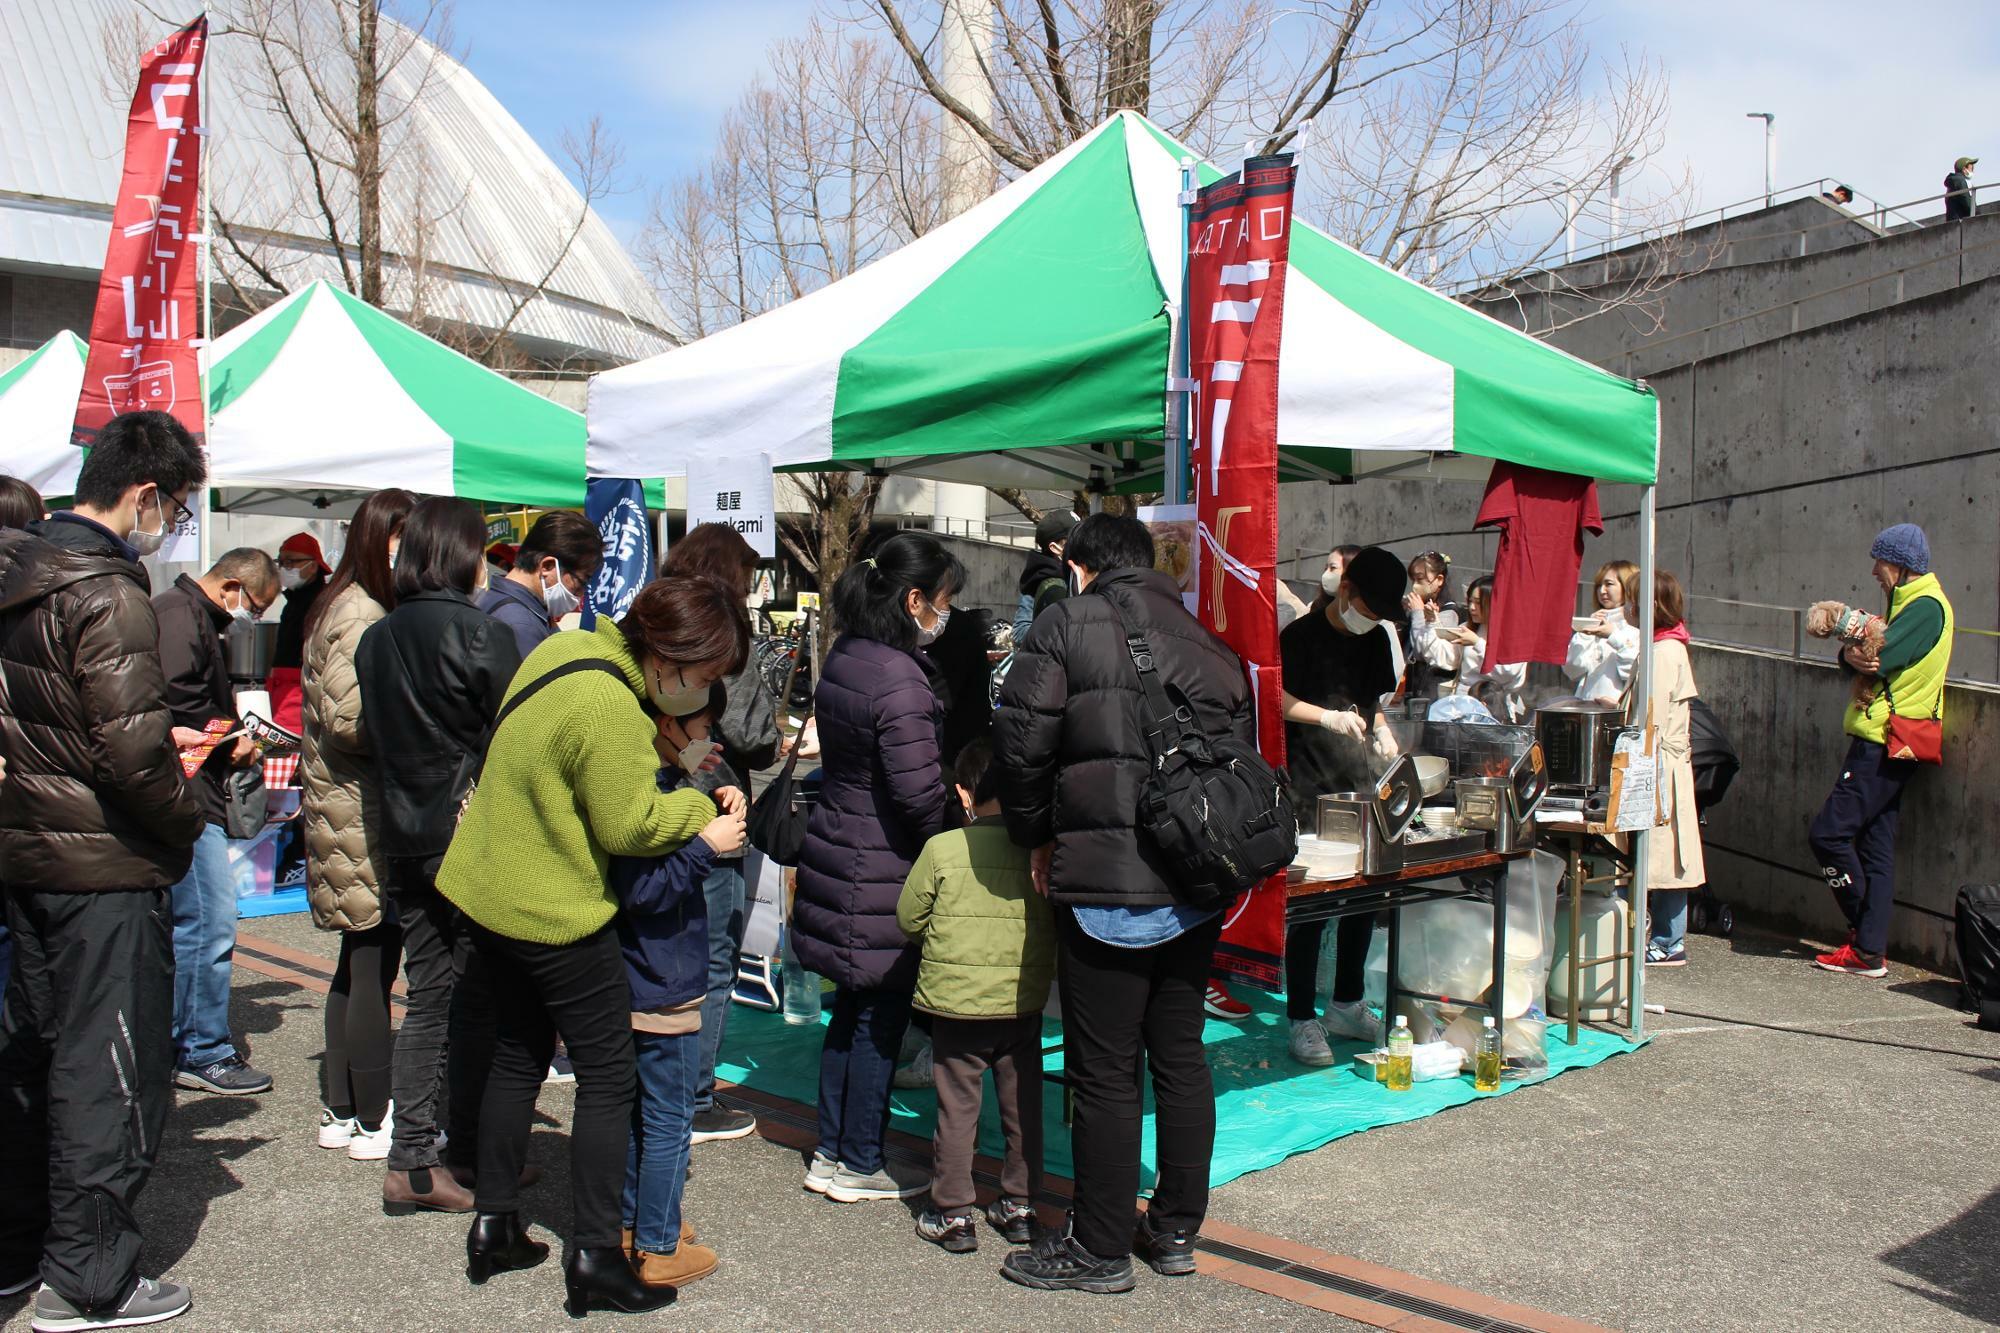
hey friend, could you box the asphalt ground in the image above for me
[4,912,1997,1331]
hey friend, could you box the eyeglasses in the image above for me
[151,489,195,529]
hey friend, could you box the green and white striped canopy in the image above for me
[0,330,88,496]
[208,281,587,507]
[589,111,1657,490]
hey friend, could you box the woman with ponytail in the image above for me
[793,532,966,1204]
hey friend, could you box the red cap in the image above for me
[279,533,329,574]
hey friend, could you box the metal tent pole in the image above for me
[1630,483,1656,1039]
[1167,156,1196,507]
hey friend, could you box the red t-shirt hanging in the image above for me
[1474,462,1603,670]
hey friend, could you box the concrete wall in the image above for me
[1691,642,1998,967]
[1488,210,2000,376]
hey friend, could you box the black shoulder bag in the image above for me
[1099,593,1297,909]
[746,720,814,865]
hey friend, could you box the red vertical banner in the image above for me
[74,16,208,447]
[1188,155,1297,991]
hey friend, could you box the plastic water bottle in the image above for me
[1474,1016,1503,1092]
[1385,1015,1414,1092]
[781,945,823,1026]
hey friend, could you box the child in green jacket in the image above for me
[896,739,1054,1254]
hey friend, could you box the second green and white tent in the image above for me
[207,280,586,507]
[589,111,1657,489]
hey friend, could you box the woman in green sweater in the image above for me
[438,574,749,1317]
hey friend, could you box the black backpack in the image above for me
[1102,594,1297,910]
[1687,696,1740,811]
[1953,884,2000,1027]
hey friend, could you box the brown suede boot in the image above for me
[623,1221,697,1256]
[635,1243,717,1289]
[382,1166,474,1215]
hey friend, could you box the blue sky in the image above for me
[458,0,2000,244]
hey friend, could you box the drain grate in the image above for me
[732,1092,1552,1332]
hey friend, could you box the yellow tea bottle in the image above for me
[1386,1015,1414,1092]
[1474,1016,1503,1092]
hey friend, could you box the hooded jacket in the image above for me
[993,565,1254,908]
[1945,169,1975,220]
[793,633,951,991]
[0,520,204,890]
[1012,549,1069,644]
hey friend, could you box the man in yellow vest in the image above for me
[1808,524,1954,977]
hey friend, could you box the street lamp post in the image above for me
[1746,112,1776,207]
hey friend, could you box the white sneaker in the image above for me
[1289,1018,1334,1067]
[825,1163,927,1203]
[891,1044,934,1089]
[1321,999,1380,1043]
[347,1114,393,1162]
[317,1108,357,1150]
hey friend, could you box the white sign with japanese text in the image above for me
[685,453,776,558]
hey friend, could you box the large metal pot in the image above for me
[1534,699,1625,793]
[224,619,280,683]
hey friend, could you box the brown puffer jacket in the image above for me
[300,582,389,930]
[0,520,205,889]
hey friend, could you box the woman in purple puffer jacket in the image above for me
[793,532,965,1204]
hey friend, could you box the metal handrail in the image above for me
[1451,178,1987,297]
[1426,562,2000,688]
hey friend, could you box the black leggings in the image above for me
[1285,913,1379,1021]
[323,918,403,1127]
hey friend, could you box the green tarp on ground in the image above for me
[718,985,1640,1189]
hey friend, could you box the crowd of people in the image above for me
[0,407,1956,1326]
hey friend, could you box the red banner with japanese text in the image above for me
[74,16,208,447]
[1188,155,1297,991]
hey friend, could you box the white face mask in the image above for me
[674,736,716,775]
[649,662,709,717]
[278,566,308,592]
[1319,568,1341,597]
[226,588,255,624]
[1339,598,1377,635]
[127,489,169,557]
[913,599,949,647]
[541,561,580,620]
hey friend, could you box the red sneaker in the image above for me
[1203,980,1251,1020]
[1813,943,1887,978]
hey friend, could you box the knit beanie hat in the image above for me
[1344,546,1409,620]
[1869,523,1930,575]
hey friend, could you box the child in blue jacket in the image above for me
[613,685,747,1291]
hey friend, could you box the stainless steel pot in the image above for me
[224,620,280,683]
[1534,700,1625,793]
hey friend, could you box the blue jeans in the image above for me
[169,823,239,1070]
[622,1028,697,1255]
[693,862,746,1113]
[815,984,913,1175]
[1649,891,1688,955]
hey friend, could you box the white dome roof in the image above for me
[0,0,681,363]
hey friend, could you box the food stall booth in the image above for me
[587,110,1664,1046]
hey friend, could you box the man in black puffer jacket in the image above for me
[0,410,208,1327]
[993,513,1253,1294]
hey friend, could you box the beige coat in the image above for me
[1646,638,1706,891]
[301,583,390,930]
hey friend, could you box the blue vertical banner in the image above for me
[582,476,653,629]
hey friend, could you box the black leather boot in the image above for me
[563,1246,675,1318]
[465,1212,550,1285]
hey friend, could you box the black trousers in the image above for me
[323,918,403,1126]
[1056,908,1222,1260]
[386,867,492,1173]
[1285,913,1377,1021]
[0,887,172,1311]
[471,923,635,1251]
